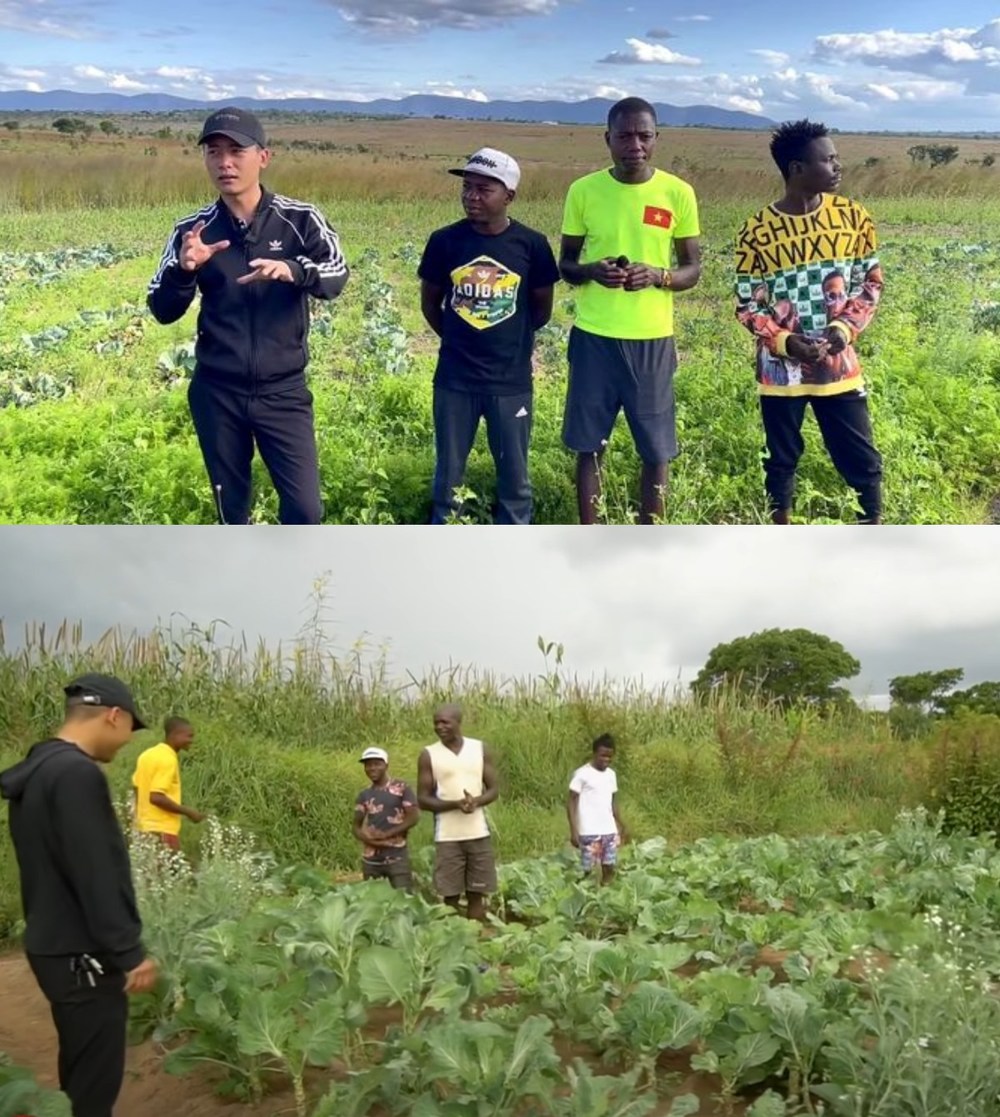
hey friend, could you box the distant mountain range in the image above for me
[0,90,774,129]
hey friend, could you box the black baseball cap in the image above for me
[64,673,147,731]
[197,107,266,148]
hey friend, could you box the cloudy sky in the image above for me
[0,527,996,706]
[1,0,999,129]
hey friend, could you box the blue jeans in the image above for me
[431,385,533,524]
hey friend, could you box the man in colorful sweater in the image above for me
[735,119,884,524]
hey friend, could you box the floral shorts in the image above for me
[580,833,619,870]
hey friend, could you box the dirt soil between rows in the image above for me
[0,953,259,1117]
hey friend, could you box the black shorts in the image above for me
[562,327,678,466]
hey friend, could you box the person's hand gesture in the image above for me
[623,263,662,291]
[823,325,849,354]
[785,334,830,364]
[588,258,629,288]
[237,259,295,285]
[179,220,229,272]
[124,958,158,995]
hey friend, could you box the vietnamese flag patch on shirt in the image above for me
[643,205,673,228]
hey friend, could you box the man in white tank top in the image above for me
[417,703,499,920]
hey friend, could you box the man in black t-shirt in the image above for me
[419,147,560,524]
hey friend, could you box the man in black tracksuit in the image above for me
[148,107,349,525]
[0,674,158,1117]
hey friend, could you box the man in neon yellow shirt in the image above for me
[132,716,204,849]
[559,96,702,524]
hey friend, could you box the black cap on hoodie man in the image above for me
[0,674,158,1117]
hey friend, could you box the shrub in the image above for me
[926,713,1000,837]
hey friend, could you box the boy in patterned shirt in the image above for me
[353,747,420,891]
[735,119,884,524]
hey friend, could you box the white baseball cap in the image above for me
[359,747,389,763]
[449,147,521,191]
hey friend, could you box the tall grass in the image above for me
[1,120,998,211]
[0,613,932,939]
[0,614,891,758]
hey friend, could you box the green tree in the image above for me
[907,143,960,168]
[98,119,120,134]
[940,681,1000,718]
[52,117,86,134]
[691,628,860,708]
[889,668,964,714]
[928,144,960,167]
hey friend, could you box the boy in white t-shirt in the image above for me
[567,733,628,884]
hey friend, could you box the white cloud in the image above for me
[592,84,629,100]
[867,83,899,101]
[726,94,763,113]
[258,86,355,99]
[750,49,790,68]
[8,66,46,79]
[814,24,985,64]
[73,64,108,79]
[0,71,45,92]
[676,13,710,21]
[801,71,866,108]
[155,66,202,80]
[863,78,960,102]
[332,0,567,33]
[813,19,1000,93]
[631,64,869,118]
[598,37,701,66]
[426,83,489,101]
[763,66,867,111]
[109,73,147,91]
[0,0,94,39]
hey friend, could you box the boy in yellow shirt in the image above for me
[132,716,204,849]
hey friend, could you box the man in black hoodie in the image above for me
[148,107,350,525]
[0,673,159,1117]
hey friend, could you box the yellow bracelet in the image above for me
[660,268,673,289]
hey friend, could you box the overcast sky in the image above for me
[0,527,996,705]
[2,0,1000,129]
